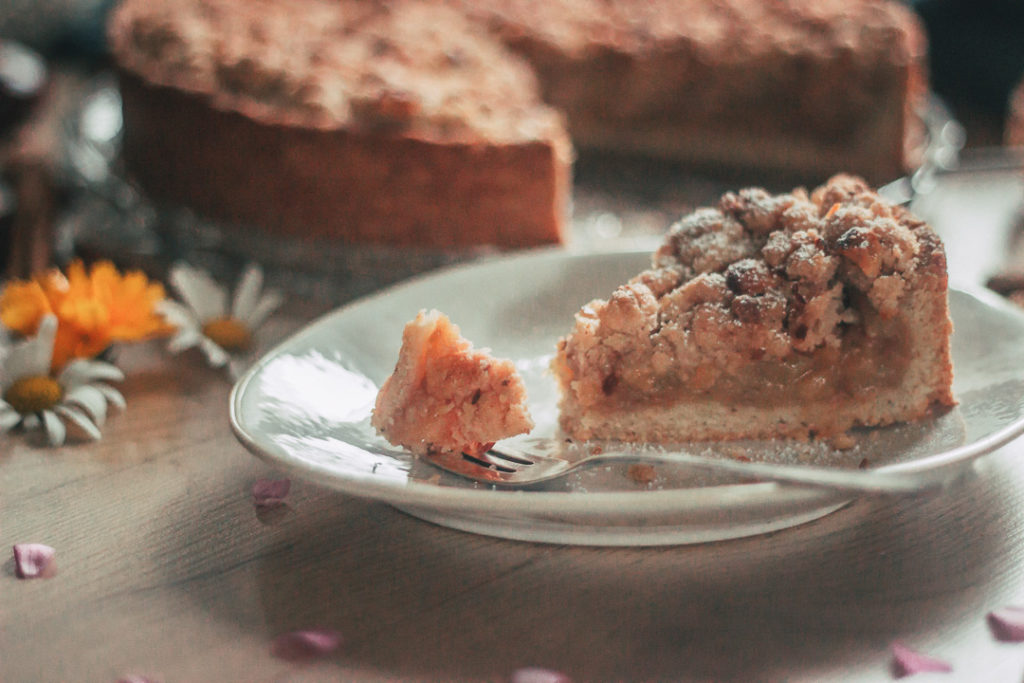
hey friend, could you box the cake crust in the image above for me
[553,174,955,442]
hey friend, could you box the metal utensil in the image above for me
[426,441,952,495]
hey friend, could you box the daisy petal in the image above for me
[167,329,203,354]
[13,543,56,578]
[23,413,39,429]
[64,385,109,425]
[54,405,101,441]
[3,314,57,381]
[243,291,284,330]
[116,676,156,683]
[95,384,127,410]
[231,264,264,322]
[0,403,21,431]
[271,630,342,660]
[59,359,124,388]
[169,262,227,321]
[41,410,66,446]
[253,478,290,508]
[157,299,200,329]
[198,338,230,368]
[988,606,1024,642]
[891,642,952,678]
[227,358,249,382]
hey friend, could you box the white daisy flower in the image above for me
[0,315,126,447]
[159,262,282,379]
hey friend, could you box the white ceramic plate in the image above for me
[230,247,1024,545]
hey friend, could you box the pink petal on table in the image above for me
[252,478,291,508]
[509,667,572,683]
[13,543,56,579]
[891,642,952,678]
[988,606,1024,642]
[116,676,157,683]
[270,629,342,660]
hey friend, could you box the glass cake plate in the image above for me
[230,248,1024,546]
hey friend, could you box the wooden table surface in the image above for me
[6,164,1024,683]
[5,322,1024,683]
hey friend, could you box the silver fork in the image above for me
[426,441,954,495]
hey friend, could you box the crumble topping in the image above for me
[459,0,924,137]
[109,0,563,142]
[555,174,948,409]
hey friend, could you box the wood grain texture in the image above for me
[3,302,1024,683]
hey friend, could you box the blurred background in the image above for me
[1,0,1023,291]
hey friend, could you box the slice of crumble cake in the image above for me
[373,310,533,456]
[552,174,955,442]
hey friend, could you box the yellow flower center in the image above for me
[4,375,63,414]
[202,317,252,352]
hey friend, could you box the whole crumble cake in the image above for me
[552,174,955,442]
[372,310,533,456]
[108,0,925,249]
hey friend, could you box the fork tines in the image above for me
[461,449,533,472]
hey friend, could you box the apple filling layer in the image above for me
[593,313,911,412]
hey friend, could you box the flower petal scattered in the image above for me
[116,676,157,683]
[270,629,342,660]
[13,543,56,578]
[987,606,1024,642]
[253,478,291,508]
[510,667,572,683]
[891,642,952,678]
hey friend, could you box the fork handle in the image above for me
[594,450,950,495]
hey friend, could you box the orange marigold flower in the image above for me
[0,280,52,332]
[0,260,171,370]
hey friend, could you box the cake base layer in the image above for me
[118,73,570,248]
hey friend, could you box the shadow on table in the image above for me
[168,453,1021,682]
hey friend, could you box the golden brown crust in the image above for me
[554,174,955,442]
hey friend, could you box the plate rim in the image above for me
[229,246,1024,513]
